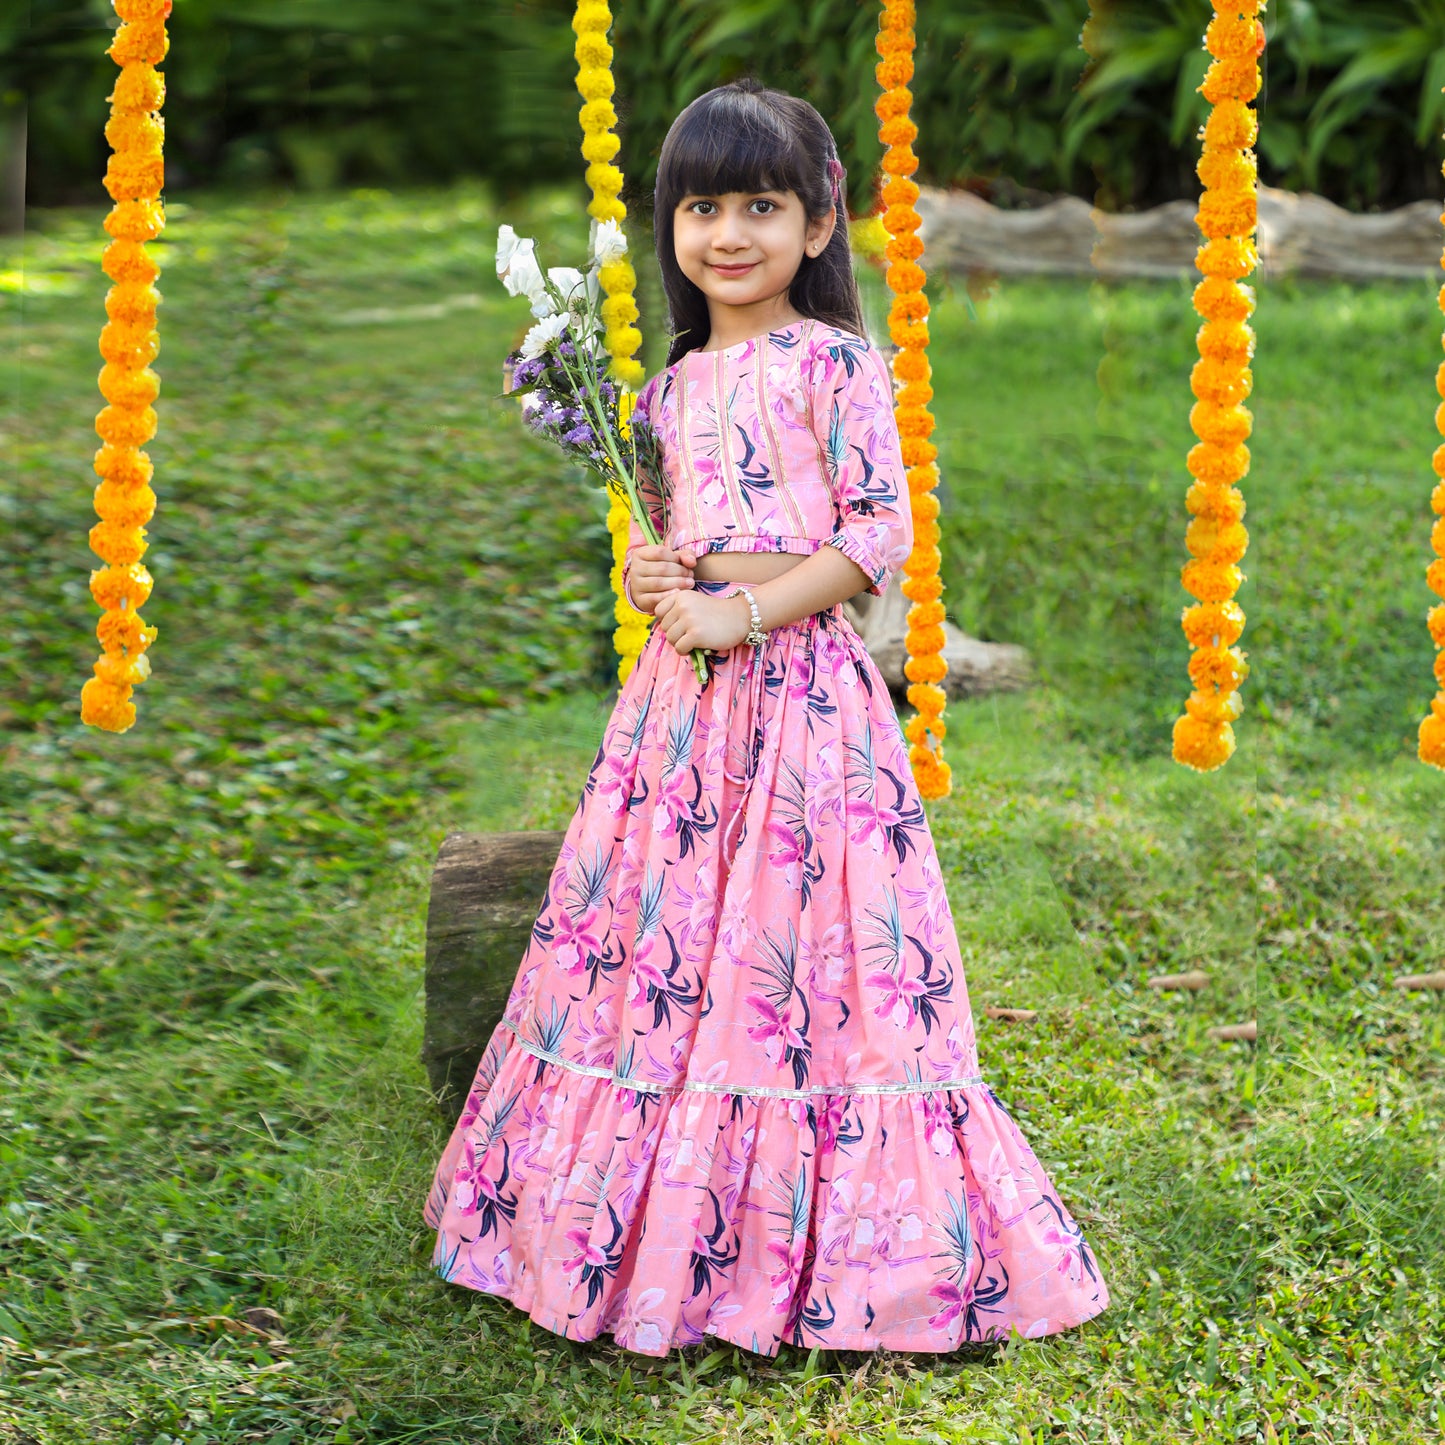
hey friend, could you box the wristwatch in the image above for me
[725,585,769,650]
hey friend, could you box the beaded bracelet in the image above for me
[725,585,769,650]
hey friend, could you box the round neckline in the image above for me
[671,317,809,371]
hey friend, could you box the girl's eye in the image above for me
[688,199,777,216]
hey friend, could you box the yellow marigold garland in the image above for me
[1172,2,1263,773]
[875,0,950,800]
[1420,157,1445,767]
[80,0,169,734]
[571,0,652,683]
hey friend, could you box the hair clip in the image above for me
[825,156,846,209]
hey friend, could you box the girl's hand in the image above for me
[654,585,752,657]
[628,544,696,616]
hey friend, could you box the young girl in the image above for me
[423,78,1110,1357]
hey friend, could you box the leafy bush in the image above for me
[9,0,1445,213]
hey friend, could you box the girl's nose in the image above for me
[717,209,748,247]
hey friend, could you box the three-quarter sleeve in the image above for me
[809,334,914,597]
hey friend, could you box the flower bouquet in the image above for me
[495,219,709,686]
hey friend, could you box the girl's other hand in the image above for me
[654,585,751,658]
[628,544,696,616]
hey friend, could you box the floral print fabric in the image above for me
[623,318,915,600]
[424,577,1111,1356]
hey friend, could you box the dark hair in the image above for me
[652,78,865,370]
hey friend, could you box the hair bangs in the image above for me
[663,108,808,210]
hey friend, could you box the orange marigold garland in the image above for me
[876,0,950,801]
[81,0,170,734]
[1421,158,1445,767]
[572,0,651,683]
[1172,0,1264,773]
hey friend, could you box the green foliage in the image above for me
[2,183,1443,1439]
[11,0,1445,213]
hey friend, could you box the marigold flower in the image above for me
[1199,57,1260,105]
[1202,99,1257,150]
[1181,598,1247,649]
[902,573,943,604]
[90,562,154,611]
[98,361,160,409]
[1184,688,1243,725]
[102,238,160,285]
[93,649,152,687]
[1172,715,1235,772]
[93,443,153,487]
[1181,558,1244,604]
[114,0,172,20]
[1196,236,1258,279]
[1186,480,1247,527]
[1197,320,1255,367]
[1196,187,1257,239]
[97,606,158,653]
[94,479,158,527]
[1196,146,1256,192]
[103,198,165,242]
[1190,357,1253,407]
[95,404,158,448]
[1190,400,1253,446]
[1185,516,1249,566]
[1205,14,1259,61]
[105,281,161,324]
[905,654,948,685]
[104,110,164,154]
[109,18,169,66]
[1193,275,1255,322]
[103,151,164,202]
[1187,441,1250,487]
[906,622,946,653]
[89,519,148,566]
[111,62,164,110]
[1188,643,1249,692]
[80,677,137,732]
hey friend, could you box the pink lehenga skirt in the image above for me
[423,577,1110,1357]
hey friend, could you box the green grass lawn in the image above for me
[2,181,1442,1442]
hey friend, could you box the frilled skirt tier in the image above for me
[423,579,1109,1357]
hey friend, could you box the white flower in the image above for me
[495,223,529,279]
[519,312,569,360]
[501,239,550,316]
[593,217,629,266]
[548,266,588,308]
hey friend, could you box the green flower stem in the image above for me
[540,303,710,686]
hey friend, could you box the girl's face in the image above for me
[673,187,835,323]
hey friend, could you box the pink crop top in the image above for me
[621,316,914,608]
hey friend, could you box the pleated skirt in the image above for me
[423,577,1110,1357]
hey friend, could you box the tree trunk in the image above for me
[0,97,26,238]
[422,828,564,1123]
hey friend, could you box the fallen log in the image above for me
[847,576,1033,702]
[913,182,1445,281]
[422,829,565,1123]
